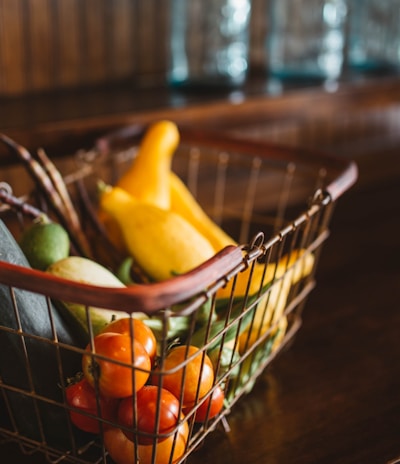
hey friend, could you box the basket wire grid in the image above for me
[0,127,357,464]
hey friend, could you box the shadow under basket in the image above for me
[0,126,357,464]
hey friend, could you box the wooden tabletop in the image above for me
[1,78,400,464]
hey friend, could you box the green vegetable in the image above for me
[141,298,216,346]
[208,343,241,380]
[116,256,135,285]
[0,219,85,450]
[192,298,215,327]
[223,333,278,405]
[190,293,259,352]
[19,215,70,271]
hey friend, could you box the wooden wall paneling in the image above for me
[109,0,135,81]
[56,0,83,89]
[0,0,27,95]
[81,0,108,85]
[0,0,139,95]
[0,0,270,96]
[26,0,55,92]
[135,0,169,86]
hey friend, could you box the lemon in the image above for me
[19,217,70,271]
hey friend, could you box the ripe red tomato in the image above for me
[104,421,189,464]
[82,332,151,398]
[101,317,157,364]
[65,378,118,433]
[152,345,214,407]
[118,385,180,445]
[183,384,225,423]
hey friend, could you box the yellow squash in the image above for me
[216,248,314,300]
[237,251,315,353]
[103,120,236,257]
[169,171,237,253]
[99,185,216,282]
[98,120,180,253]
[116,119,180,209]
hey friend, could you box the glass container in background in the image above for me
[168,0,251,88]
[266,0,348,82]
[347,0,400,74]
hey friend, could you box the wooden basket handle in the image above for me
[0,245,244,315]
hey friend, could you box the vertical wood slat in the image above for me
[26,0,55,92]
[55,0,82,89]
[0,0,141,96]
[109,0,135,81]
[135,0,169,85]
[82,0,107,85]
[0,0,27,95]
[0,0,268,97]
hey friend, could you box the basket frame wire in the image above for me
[0,129,357,464]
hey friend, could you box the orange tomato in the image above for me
[152,345,214,407]
[103,426,137,464]
[138,418,188,464]
[82,332,151,398]
[104,420,189,464]
[101,317,157,364]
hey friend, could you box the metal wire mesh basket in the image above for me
[0,125,357,464]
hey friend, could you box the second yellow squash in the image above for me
[99,185,216,282]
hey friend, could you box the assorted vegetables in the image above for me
[0,121,316,463]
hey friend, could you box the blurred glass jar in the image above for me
[168,0,251,88]
[266,0,348,81]
[347,0,400,73]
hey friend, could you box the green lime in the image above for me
[19,218,70,271]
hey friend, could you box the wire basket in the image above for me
[0,126,357,464]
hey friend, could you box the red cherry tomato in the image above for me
[101,317,157,364]
[82,332,151,398]
[183,385,225,423]
[104,421,189,464]
[118,385,180,445]
[152,345,214,407]
[65,378,118,433]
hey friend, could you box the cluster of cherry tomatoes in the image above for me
[65,317,225,464]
